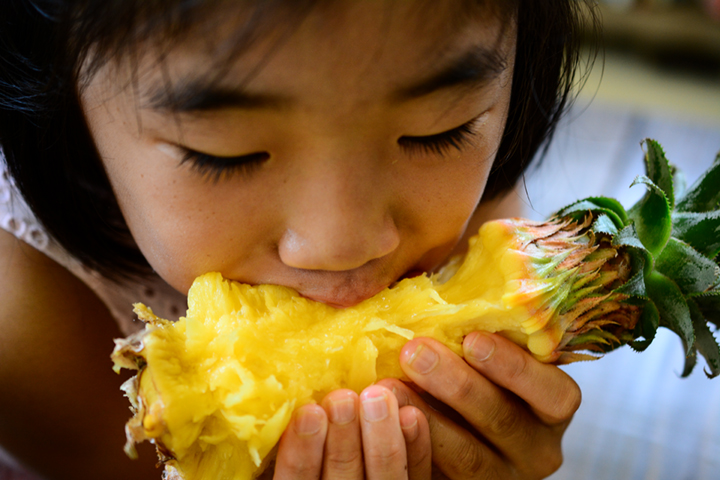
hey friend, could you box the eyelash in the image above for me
[398,117,479,157]
[179,116,480,180]
[179,150,270,183]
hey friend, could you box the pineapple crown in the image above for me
[555,139,720,378]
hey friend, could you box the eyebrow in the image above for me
[143,81,290,113]
[142,44,508,113]
[393,45,509,101]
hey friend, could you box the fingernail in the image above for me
[408,344,438,374]
[400,413,419,442]
[466,332,495,362]
[295,408,323,436]
[361,389,389,422]
[329,397,356,425]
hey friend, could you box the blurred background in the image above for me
[514,2,720,479]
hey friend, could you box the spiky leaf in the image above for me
[556,200,625,231]
[643,139,675,209]
[627,176,672,258]
[614,247,648,298]
[688,299,720,378]
[592,214,618,236]
[612,224,648,252]
[645,271,695,355]
[693,290,720,328]
[675,151,720,213]
[672,165,687,199]
[655,238,720,294]
[671,211,720,259]
[630,299,659,352]
[584,197,629,226]
[681,342,698,377]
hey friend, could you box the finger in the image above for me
[381,378,513,480]
[399,337,568,477]
[359,385,408,480]
[273,404,328,480]
[398,406,432,480]
[400,337,544,446]
[321,389,363,480]
[463,332,581,425]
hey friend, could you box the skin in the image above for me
[0,1,580,479]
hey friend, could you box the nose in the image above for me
[278,160,400,272]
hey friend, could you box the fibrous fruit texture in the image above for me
[112,140,720,480]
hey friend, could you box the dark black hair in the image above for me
[0,0,599,280]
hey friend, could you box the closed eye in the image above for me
[179,149,270,182]
[398,117,479,157]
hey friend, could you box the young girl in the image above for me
[0,1,593,479]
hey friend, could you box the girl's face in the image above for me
[82,1,516,307]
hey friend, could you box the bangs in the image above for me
[72,0,321,87]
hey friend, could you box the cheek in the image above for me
[94,133,275,293]
[396,148,494,262]
[121,173,280,293]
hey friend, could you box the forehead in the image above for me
[91,0,516,111]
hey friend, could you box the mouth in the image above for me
[296,266,431,308]
[299,280,392,309]
[398,269,425,280]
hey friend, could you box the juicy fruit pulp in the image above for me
[113,140,720,480]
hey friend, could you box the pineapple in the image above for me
[112,139,720,480]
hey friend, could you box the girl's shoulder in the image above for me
[0,157,186,335]
[0,228,162,480]
[0,156,173,479]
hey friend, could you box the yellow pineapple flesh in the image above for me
[112,217,638,480]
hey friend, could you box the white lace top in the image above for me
[0,153,187,336]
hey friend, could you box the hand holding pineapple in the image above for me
[270,334,578,479]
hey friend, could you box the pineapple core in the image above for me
[113,218,631,480]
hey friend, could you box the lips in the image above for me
[298,280,392,308]
[225,259,429,309]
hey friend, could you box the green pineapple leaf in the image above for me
[645,271,695,355]
[556,199,625,230]
[681,341,698,377]
[592,213,619,236]
[675,151,720,213]
[655,238,720,295]
[612,224,649,252]
[610,225,653,299]
[671,211,720,259]
[672,164,687,200]
[584,196,629,226]
[692,290,720,328]
[643,139,675,209]
[627,175,672,258]
[688,299,720,378]
[630,299,659,352]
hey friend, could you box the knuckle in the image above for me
[544,448,564,476]
[447,367,476,404]
[548,378,582,423]
[407,447,431,472]
[324,448,363,474]
[504,351,530,383]
[562,380,582,417]
[286,458,320,478]
[530,442,564,479]
[451,440,487,477]
[487,401,525,439]
[366,440,405,469]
